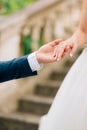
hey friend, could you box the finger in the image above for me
[53,47,59,60]
[54,47,61,61]
[61,51,67,59]
[53,46,58,57]
[50,39,63,47]
[70,47,74,57]
[61,47,69,58]
[54,44,66,61]
[63,43,73,57]
[69,44,74,57]
[53,41,64,57]
[57,47,65,61]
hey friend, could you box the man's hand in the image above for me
[36,39,62,63]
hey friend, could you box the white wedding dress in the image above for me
[39,48,87,130]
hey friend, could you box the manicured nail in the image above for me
[54,56,57,59]
[70,53,73,57]
[57,58,60,61]
[53,55,56,57]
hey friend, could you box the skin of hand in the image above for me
[36,39,63,63]
[53,0,87,61]
[53,33,78,61]
[53,30,87,61]
[53,37,77,61]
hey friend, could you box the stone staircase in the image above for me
[0,49,83,130]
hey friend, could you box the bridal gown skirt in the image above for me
[39,48,87,130]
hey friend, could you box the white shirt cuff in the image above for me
[27,52,43,72]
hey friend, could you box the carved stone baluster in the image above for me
[20,26,32,55]
[43,17,53,43]
[54,11,66,39]
[49,12,58,40]
[31,22,44,51]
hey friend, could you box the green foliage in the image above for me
[0,0,35,15]
[38,27,44,47]
[24,35,33,54]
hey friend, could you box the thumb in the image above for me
[50,39,63,47]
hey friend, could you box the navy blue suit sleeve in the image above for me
[0,55,37,83]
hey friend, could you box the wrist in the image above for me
[74,29,87,46]
[27,52,43,72]
[36,51,42,64]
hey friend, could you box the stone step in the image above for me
[63,58,75,68]
[18,95,53,115]
[34,80,61,97]
[76,47,83,56]
[48,48,83,81]
[63,48,83,68]
[0,112,40,130]
[49,69,67,81]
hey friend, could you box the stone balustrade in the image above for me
[0,0,81,57]
[0,0,81,112]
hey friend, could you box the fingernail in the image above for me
[57,58,60,61]
[67,46,70,49]
[54,56,57,59]
[70,53,73,57]
[53,55,56,57]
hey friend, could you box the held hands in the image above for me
[36,39,62,63]
[53,36,78,61]
[36,36,79,64]
[53,30,87,61]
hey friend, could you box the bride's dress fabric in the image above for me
[39,48,87,130]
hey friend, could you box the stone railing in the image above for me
[0,0,81,112]
[0,0,81,59]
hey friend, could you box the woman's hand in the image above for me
[53,29,87,61]
[53,36,78,61]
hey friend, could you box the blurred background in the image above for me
[0,0,82,130]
